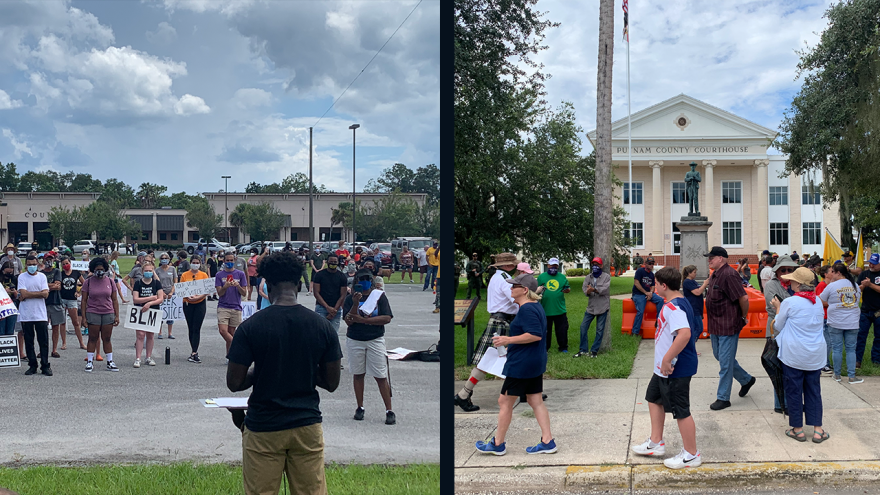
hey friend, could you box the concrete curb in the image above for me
[456,461,880,493]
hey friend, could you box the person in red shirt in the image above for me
[334,240,350,264]
[814,264,832,374]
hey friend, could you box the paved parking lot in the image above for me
[0,284,439,466]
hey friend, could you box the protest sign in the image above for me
[123,306,162,333]
[173,278,217,298]
[241,301,257,321]
[161,296,184,321]
[0,335,20,368]
[71,261,89,272]
[0,286,18,319]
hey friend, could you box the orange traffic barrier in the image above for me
[621,287,768,339]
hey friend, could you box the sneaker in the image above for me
[526,439,558,454]
[157,334,164,339]
[664,448,702,469]
[590,352,598,358]
[454,394,480,412]
[145,357,156,366]
[739,376,757,397]
[710,400,731,410]
[631,438,666,456]
[188,353,202,364]
[133,359,141,368]
[573,352,587,358]
[24,367,37,376]
[42,367,53,376]
[167,335,175,339]
[834,374,842,382]
[106,360,119,372]
[848,376,864,384]
[353,407,365,421]
[82,328,88,336]
[475,437,506,456]
[561,350,568,353]
[84,362,94,373]
[821,366,833,375]
[385,411,396,425]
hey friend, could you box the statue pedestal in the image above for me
[676,215,712,283]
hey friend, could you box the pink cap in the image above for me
[516,262,534,274]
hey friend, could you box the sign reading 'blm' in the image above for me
[124,307,162,333]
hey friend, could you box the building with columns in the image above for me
[585,94,838,268]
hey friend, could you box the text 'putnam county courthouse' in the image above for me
[584,94,838,269]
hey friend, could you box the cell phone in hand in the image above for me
[773,294,783,303]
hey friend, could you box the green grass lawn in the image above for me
[0,463,439,495]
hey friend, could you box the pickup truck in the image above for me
[183,238,231,255]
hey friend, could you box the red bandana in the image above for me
[795,291,816,304]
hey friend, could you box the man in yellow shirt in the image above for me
[423,240,439,292]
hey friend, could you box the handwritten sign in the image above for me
[0,335,20,368]
[173,278,217,299]
[241,301,257,321]
[71,261,89,271]
[160,296,184,321]
[123,307,162,333]
[0,286,18,319]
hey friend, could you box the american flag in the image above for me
[623,0,629,42]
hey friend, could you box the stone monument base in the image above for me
[676,215,713,283]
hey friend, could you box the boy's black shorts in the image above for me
[500,375,543,397]
[645,374,692,419]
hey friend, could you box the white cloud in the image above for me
[2,129,34,158]
[146,21,178,45]
[231,87,272,109]
[0,90,23,110]
[174,94,211,115]
[161,0,253,16]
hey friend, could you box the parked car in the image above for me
[369,242,393,268]
[390,237,432,269]
[16,241,33,257]
[237,241,263,254]
[183,238,230,255]
[72,239,99,256]
[265,241,288,253]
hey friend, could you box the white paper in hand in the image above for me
[359,289,383,316]
[476,346,506,378]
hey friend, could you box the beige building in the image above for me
[0,191,426,249]
[586,94,839,268]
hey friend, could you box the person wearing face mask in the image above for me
[0,243,23,275]
[59,256,86,351]
[18,256,52,376]
[536,258,571,353]
[216,252,248,361]
[155,253,178,340]
[132,260,164,368]
[313,255,349,333]
[343,268,395,424]
[41,252,65,358]
[180,256,209,363]
[423,241,439,292]
[122,252,146,294]
[362,260,384,291]
[81,257,120,372]
[247,248,259,301]
[576,257,611,358]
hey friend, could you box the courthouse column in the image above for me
[649,161,663,254]
[702,160,717,245]
[755,159,770,252]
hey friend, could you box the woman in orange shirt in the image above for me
[181,255,209,364]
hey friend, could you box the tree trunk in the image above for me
[595,0,615,352]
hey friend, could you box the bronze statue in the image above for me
[685,162,701,216]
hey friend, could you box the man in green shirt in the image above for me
[536,257,571,353]
[309,248,327,294]
[465,253,483,299]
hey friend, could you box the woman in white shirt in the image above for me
[819,264,863,384]
[770,267,828,444]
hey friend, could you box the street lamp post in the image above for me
[349,124,359,244]
[222,175,231,243]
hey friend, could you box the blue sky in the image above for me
[0,0,439,193]
[530,0,831,154]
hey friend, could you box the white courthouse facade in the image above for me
[586,94,838,268]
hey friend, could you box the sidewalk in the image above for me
[454,338,880,492]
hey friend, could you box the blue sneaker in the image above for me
[475,437,506,456]
[561,350,568,353]
[526,439,558,454]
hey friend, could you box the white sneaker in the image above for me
[849,377,864,384]
[664,448,702,469]
[145,357,156,366]
[133,359,141,368]
[631,438,665,456]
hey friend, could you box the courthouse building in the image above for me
[585,94,839,268]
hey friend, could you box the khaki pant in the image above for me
[242,422,326,495]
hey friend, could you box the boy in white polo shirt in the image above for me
[631,266,702,469]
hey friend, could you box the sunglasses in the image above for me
[357,275,373,282]
[777,267,795,274]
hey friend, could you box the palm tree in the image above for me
[330,206,347,242]
[594,0,614,351]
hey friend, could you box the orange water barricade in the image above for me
[621,288,768,339]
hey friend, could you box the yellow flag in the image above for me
[823,229,844,264]
[857,232,865,268]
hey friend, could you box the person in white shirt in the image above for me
[18,256,51,376]
[759,255,775,293]
[417,248,429,285]
[0,243,23,275]
[454,252,520,412]
[770,267,829,443]
[819,263,863,383]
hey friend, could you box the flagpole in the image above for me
[626,1,633,272]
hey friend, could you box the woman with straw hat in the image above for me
[770,266,829,443]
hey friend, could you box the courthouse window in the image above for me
[803,222,822,245]
[672,183,689,204]
[769,186,788,206]
[802,185,821,205]
[623,183,643,205]
[770,223,789,245]
[625,222,644,247]
[723,221,742,245]
[722,182,742,204]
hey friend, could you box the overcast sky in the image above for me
[532,0,829,153]
[0,0,439,194]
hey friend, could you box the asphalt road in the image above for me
[0,283,439,466]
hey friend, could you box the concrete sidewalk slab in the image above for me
[455,414,500,467]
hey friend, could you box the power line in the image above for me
[313,0,423,128]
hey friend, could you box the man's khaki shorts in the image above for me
[242,423,326,495]
[217,307,242,327]
[345,336,387,378]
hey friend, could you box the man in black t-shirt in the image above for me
[42,253,64,357]
[857,254,880,367]
[312,255,348,332]
[228,251,341,495]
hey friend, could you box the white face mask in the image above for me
[6,251,13,256]
[191,264,200,271]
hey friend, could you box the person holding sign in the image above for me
[42,252,65,358]
[0,262,21,360]
[132,261,164,368]
[59,257,86,351]
[216,252,248,361]
[81,258,120,372]
[180,256,208,364]
[156,253,178,340]
[18,256,52,376]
